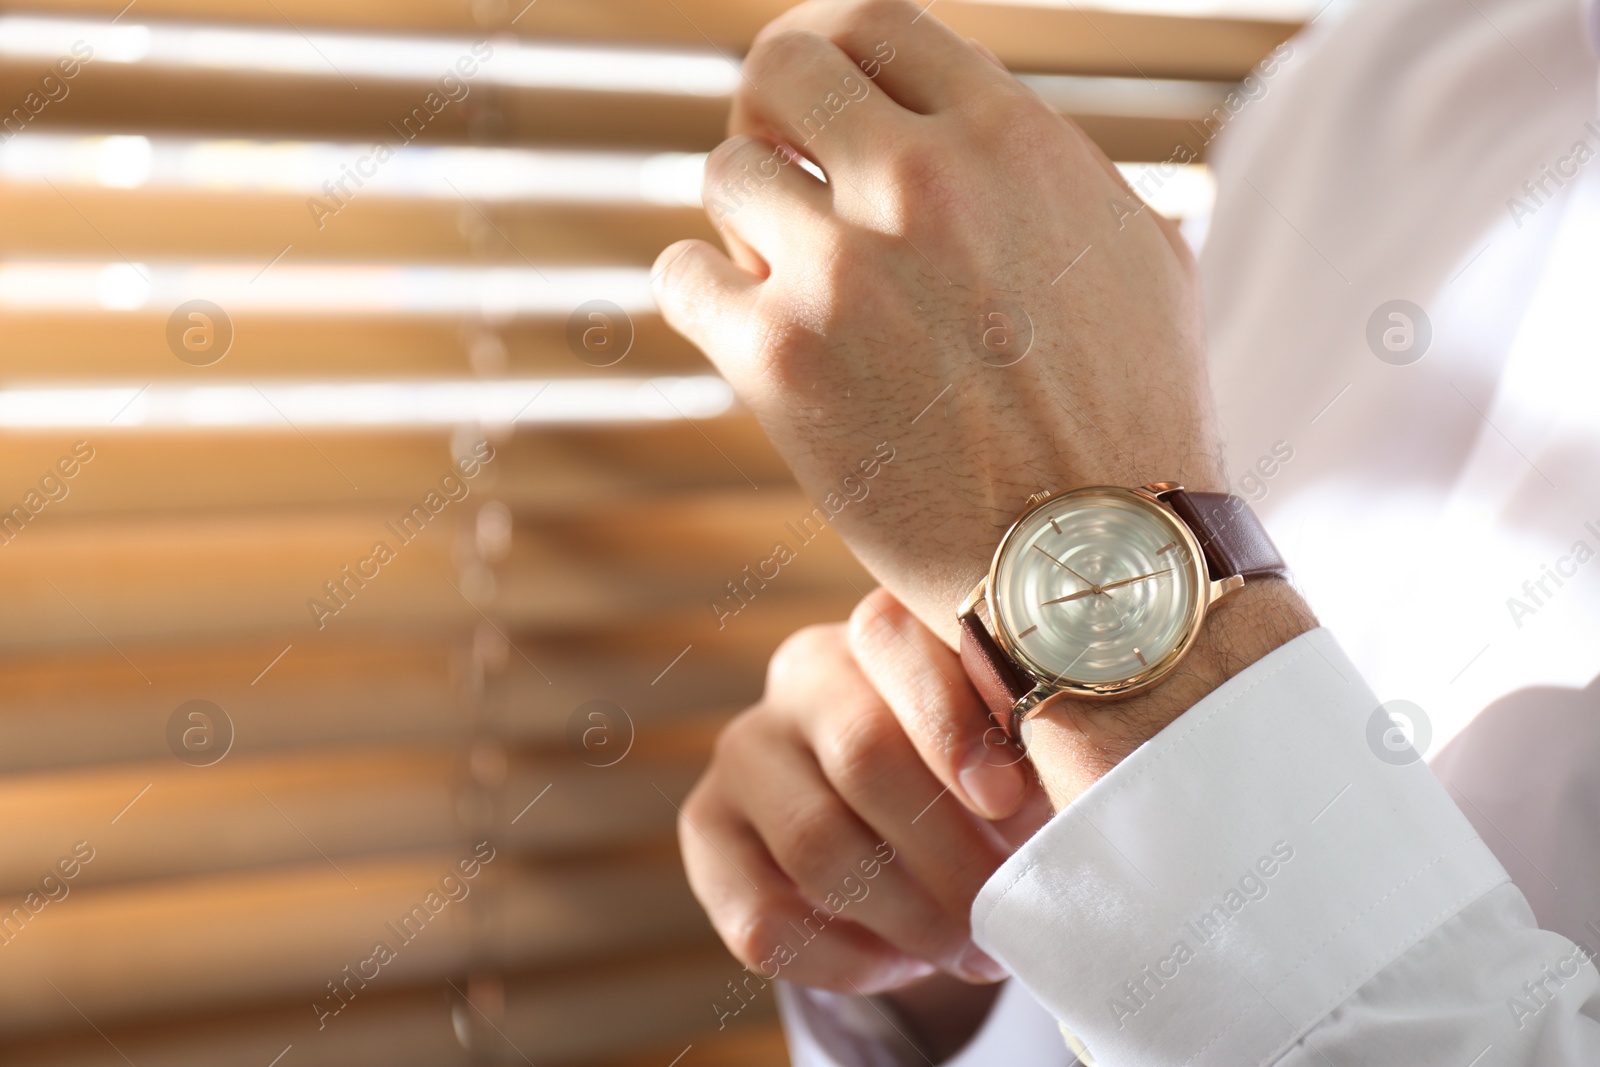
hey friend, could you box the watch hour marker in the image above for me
[1133,647,1148,666]
[1157,541,1177,555]
[1017,624,1039,638]
[1048,516,1062,535]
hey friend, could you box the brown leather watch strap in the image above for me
[959,609,1032,741]
[1161,489,1287,582]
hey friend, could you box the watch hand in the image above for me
[1097,567,1173,591]
[1032,545,1103,593]
[1040,588,1100,606]
[1040,568,1172,609]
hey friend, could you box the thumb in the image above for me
[651,238,759,361]
[848,587,1034,821]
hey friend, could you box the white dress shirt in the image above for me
[973,630,1600,1064]
[783,0,1600,1061]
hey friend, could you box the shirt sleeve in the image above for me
[971,627,1600,1065]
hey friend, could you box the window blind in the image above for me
[0,3,1295,1063]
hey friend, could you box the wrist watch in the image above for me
[957,483,1286,742]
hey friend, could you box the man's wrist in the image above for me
[1021,579,1318,810]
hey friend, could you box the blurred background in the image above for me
[0,1,1306,1063]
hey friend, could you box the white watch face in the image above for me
[990,487,1206,689]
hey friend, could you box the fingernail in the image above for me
[959,751,1025,820]
[957,942,1008,983]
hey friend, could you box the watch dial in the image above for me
[991,488,1203,687]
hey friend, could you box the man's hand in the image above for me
[657,0,1317,805]
[653,0,1224,645]
[678,590,1049,1034]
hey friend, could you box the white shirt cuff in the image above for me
[971,627,1510,1066]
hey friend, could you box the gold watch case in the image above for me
[959,483,1246,720]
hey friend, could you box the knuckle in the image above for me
[705,134,760,174]
[734,225,878,380]
[963,80,1048,133]
[652,239,702,295]
[969,101,1079,182]
[719,896,792,969]
[883,139,947,193]
[837,0,919,32]
[748,296,840,395]
[702,136,768,208]
[775,794,851,890]
[675,776,730,869]
[766,622,847,693]
[748,246,872,373]
[882,140,964,221]
[708,704,761,767]
[820,705,903,796]
[789,239,862,312]
[846,587,908,654]
[676,775,711,832]
[745,27,826,81]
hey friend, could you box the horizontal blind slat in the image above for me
[15,0,1297,79]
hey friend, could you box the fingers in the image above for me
[848,587,1034,820]
[701,134,830,269]
[761,0,1017,115]
[679,778,935,993]
[719,708,995,982]
[731,27,911,171]
[793,678,1015,973]
[679,619,1032,997]
[764,626,1010,980]
[650,237,759,357]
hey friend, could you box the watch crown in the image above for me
[1025,491,1053,507]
